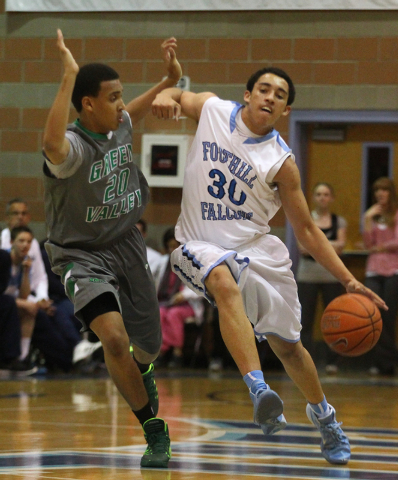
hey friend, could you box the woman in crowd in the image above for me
[296,182,347,373]
[363,177,398,376]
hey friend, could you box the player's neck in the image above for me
[241,108,274,136]
[77,115,110,137]
[74,118,109,139]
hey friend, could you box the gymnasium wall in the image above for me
[0,4,398,250]
[307,125,398,251]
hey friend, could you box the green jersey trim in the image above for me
[62,262,76,300]
[74,119,109,140]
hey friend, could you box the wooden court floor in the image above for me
[1,368,398,480]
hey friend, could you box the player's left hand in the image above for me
[345,279,388,311]
[56,29,79,76]
[161,37,182,84]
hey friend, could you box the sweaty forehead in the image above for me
[257,73,289,93]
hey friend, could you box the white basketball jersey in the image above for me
[175,97,294,249]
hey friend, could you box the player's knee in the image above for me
[101,327,129,358]
[278,341,304,363]
[206,266,240,300]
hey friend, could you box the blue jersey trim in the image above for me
[243,130,291,153]
[229,103,291,153]
[229,102,243,133]
[254,328,300,344]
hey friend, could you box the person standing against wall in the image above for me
[363,177,398,376]
[296,183,347,374]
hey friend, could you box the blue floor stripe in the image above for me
[172,443,398,463]
[204,419,398,436]
[218,431,398,448]
[0,453,397,480]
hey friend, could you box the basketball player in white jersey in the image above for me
[151,67,387,465]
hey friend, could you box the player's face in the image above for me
[85,79,126,133]
[242,73,291,135]
[313,185,334,210]
[12,232,33,259]
[7,202,30,229]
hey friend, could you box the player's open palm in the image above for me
[57,29,79,76]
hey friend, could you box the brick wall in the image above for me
[1,9,398,245]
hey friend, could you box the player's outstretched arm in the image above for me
[125,37,182,124]
[274,157,388,310]
[42,29,79,165]
[152,89,216,122]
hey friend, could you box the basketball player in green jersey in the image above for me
[42,29,182,468]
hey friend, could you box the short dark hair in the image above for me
[10,225,33,241]
[162,227,176,250]
[72,63,119,112]
[6,198,27,215]
[246,67,295,106]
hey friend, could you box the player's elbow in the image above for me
[42,137,68,165]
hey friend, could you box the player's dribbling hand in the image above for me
[161,37,182,85]
[345,279,388,311]
[56,29,79,76]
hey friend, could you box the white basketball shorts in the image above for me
[170,234,302,343]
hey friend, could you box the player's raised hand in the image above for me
[161,37,182,85]
[57,29,79,76]
[345,278,388,311]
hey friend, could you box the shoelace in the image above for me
[145,432,169,453]
[250,386,268,399]
[321,421,346,445]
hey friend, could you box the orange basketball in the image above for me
[320,293,382,357]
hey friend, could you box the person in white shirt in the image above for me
[152,66,386,466]
[1,198,51,311]
[2,203,101,370]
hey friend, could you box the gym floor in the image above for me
[1,369,397,480]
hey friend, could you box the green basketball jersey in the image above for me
[43,111,149,249]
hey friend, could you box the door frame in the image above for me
[287,109,398,272]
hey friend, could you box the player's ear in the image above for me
[281,105,291,117]
[243,90,251,104]
[81,96,94,112]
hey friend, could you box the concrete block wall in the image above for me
[1,4,398,248]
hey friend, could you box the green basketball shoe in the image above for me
[141,418,171,468]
